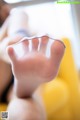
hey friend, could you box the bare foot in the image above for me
[7,35,65,98]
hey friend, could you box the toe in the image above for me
[32,38,39,51]
[7,46,17,63]
[50,40,65,76]
[39,35,49,54]
[22,39,29,52]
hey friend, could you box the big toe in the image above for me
[50,40,66,76]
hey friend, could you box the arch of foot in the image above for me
[42,38,80,120]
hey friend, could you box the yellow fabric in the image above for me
[42,38,80,120]
[0,104,7,111]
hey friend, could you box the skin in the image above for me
[0,4,10,23]
[0,3,12,97]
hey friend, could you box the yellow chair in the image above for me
[42,38,80,120]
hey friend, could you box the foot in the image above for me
[7,35,65,98]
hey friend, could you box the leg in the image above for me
[7,35,65,98]
[7,94,46,120]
